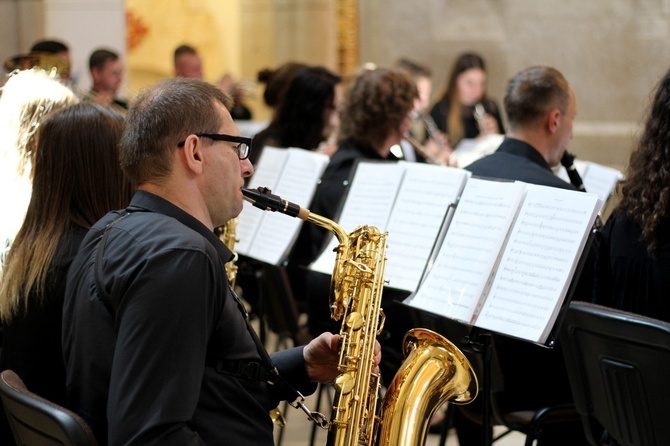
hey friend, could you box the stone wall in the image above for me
[360,0,670,171]
[3,0,668,171]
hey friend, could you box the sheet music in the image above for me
[236,147,287,255]
[384,163,470,292]
[474,185,601,343]
[310,162,405,275]
[247,149,329,264]
[406,179,526,322]
[581,163,623,208]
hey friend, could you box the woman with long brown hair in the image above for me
[594,67,670,321]
[0,103,134,440]
[429,52,505,147]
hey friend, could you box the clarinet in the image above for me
[561,151,586,192]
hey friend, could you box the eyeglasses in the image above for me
[177,133,252,160]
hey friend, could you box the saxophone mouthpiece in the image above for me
[242,187,307,219]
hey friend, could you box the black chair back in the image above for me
[561,302,670,446]
[0,370,98,446]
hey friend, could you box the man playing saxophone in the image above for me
[62,78,378,445]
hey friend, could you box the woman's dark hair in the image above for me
[618,67,670,253]
[256,66,341,151]
[257,62,309,109]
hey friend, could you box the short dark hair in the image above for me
[504,66,570,130]
[30,39,69,54]
[120,78,233,184]
[89,49,119,71]
[174,44,198,62]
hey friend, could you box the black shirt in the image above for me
[63,191,315,446]
[466,137,576,191]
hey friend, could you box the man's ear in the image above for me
[546,108,561,134]
[181,135,205,175]
[91,67,101,83]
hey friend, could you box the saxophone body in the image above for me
[241,187,478,446]
[218,217,239,287]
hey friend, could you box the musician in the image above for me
[251,65,342,164]
[87,48,128,110]
[466,66,577,190]
[173,44,203,80]
[288,66,417,377]
[0,103,133,445]
[62,78,364,445]
[395,58,451,164]
[593,65,670,322]
[29,39,72,81]
[257,61,308,114]
[429,52,505,147]
[0,68,78,270]
[462,66,589,445]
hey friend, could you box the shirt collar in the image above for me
[497,137,552,171]
[128,190,234,263]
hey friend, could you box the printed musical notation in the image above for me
[236,146,329,264]
[407,180,602,344]
[310,161,471,293]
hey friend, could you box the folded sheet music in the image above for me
[310,161,471,293]
[236,146,329,265]
[405,178,602,344]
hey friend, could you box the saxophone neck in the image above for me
[242,187,349,244]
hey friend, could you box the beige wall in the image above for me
[359,0,670,171]
[3,0,667,170]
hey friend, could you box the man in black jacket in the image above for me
[460,66,588,446]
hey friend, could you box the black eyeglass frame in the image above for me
[177,133,252,160]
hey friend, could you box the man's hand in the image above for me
[303,332,382,383]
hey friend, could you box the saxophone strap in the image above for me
[92,209,328,429]
[228,285,329,429]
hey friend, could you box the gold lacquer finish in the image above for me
[378,328,479,445]
[218,217,239,287]
[241,187,478,446]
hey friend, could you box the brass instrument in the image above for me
[77,89,129,117]
[405,113,452,165]
[3,52,70,80]
[242,187,478,446]
[218,217,240,287]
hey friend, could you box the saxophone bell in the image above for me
[242,186,478,445]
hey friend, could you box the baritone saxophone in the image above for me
[217,217,239,287]
[241,187,478,446]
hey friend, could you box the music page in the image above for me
[581,162,623,210]
[473,185,601,343]
[247,148,329,264]
[406,178,526,322]
[236,147,287,255]
[384,163,470,292]
[310,161,404,275]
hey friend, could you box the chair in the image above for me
[417,311,582,446]
[0,369,98,446]
[560,302,670,446]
